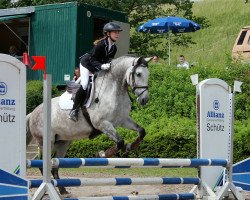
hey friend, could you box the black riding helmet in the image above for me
[103,22,123,35]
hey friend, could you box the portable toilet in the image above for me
[232,26,250,62]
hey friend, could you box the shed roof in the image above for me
[0,6,34,17]
[0,14,29,22]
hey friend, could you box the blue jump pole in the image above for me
[64,192,196,200]
[27,158,228,168]
[29,177,200,188]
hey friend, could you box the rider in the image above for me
[69,22,122,122]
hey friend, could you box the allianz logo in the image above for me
[0,99,16,105]
[207,100,224,118]
[207,111,224,118]
[0,82,7,95]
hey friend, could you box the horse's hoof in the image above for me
[59,188,69,195]
[98,150,106,158]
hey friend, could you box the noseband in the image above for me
[129,59,148,98]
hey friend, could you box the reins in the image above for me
[94,69,108,103]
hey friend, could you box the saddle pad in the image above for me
[59,76,94,110]
[59,91,74,110]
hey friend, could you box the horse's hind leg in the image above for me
[122,117,146,153]
[97,121,125,158]
[51,140,71,195]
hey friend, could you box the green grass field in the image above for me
[171,0,250,67]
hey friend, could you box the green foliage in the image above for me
[234,120,250,162]
[0,0,11,8]
[26,81,61,114]
[67,135,113,158]
[66,116,197,158]
[140,61,249,121]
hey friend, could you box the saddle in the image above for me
[66,76,93,104]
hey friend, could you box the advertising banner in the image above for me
[0,54,26,177]
[197,78,232,189]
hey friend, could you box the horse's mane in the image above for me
[111,54,143,69]
[105,55,147,80]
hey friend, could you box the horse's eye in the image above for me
[136,73,141,77]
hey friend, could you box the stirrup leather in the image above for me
[69,109,79,122]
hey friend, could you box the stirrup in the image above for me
[69,109,78,122]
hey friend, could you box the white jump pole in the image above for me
[32,74,62,200]
[216,82,244,200]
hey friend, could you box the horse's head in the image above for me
[126,57,151,106]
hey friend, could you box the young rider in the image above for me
[69,22,122,122]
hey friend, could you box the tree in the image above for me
[0,0,11,8]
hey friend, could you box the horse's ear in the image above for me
[134,56,151,66]
[133,56,143,66]
[144,57,153,63]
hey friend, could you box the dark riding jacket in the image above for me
[80,37,117,73]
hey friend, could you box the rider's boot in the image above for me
[69,86,86,122]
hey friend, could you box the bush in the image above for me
[234,120,250,162]
[66,116,197,158]
[144,62,249,121]
[26,81,61,114]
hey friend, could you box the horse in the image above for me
[26,55,151,194]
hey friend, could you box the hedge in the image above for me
[26,81,62,114]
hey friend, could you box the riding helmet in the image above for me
[103,22,123,34]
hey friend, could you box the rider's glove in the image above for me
[101,63,111,70]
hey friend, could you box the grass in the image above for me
[27,167,197,178]
[170,0,250,67]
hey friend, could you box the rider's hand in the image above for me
[101,63,111,70]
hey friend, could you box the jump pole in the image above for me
[32,74,62,200]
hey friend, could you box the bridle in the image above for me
[128,59,149,98]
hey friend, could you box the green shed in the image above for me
[0,2,130,85]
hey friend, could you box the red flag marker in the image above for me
[32,56,46,80]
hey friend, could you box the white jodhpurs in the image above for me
[79,63,90,90]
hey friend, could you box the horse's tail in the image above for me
[26,113,33,146]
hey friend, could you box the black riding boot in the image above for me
[69,86,87,122]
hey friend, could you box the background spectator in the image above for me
[177,55,189,69]
[152,55,160,63]
[73,67,81,83]
[9,45,19,57]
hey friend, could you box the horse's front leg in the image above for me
[122,117,146,153]
[97,121,125,158]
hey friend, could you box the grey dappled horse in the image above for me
[26,56,151,194]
